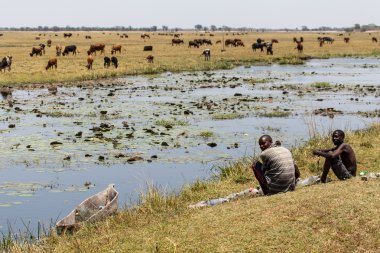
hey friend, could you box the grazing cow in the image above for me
[141,34,150,39]
[45,58,57,70]
[188,41,199,48]
[322,37,334,44]
[0,34,3,37]
[86,55,94,70]
[30,47,43,57]
[344,37,350,43]
[372,37,378,43]
[0,56,12,72]
[252,42,266,52]
[64,33,72,38]
[87,43,105,55]
[203,39,212,45]
[104,56,111,68]
[56,45,62,56]
[62,45,77,56]
[111,56,118,68]
[295,42,303,53]
[85,35,92,39]
[146,55,154,63]
[39,44,46,54]
[235,40,245,47]
[172,38,184,46]
[35,36,40,40]
[193,39,203,46]
[215,40,221,44]
[143,45,153,51]
[47,39,52,47]
[271,39,279,43]
[111,44,122,54]
[202,49,211,61]
[225,39,235,47]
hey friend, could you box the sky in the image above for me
[2,0,380,29]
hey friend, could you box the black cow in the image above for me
[202,49,211,61]
[62,45,77,56]
[104,56,111,68]
[372,37,378,43]
[0,56,12,72]
[143,45,153,51]
[266,43,273,55]
[251,42,266,52]
[188,41,199,48]
[64,33,72,38]
[111,56,118,68]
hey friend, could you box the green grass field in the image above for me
[1,31,380,87]
[5,124,380,252]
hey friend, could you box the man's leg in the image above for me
[331,158,352,180]
[320,158,332,183]
[252,162,269,195]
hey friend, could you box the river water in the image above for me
[0,57,379,234]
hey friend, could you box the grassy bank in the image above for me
[1,31,380,87]
[5,123,380,252]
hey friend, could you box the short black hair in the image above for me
[333,129,345,139]
[259,135,272,142]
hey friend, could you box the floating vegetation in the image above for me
[257,111,291,118]
[311,82,331,89]
[212,113,244,120]
[155,119,188,128]
[199,131,214,139]
[357,110,380,118]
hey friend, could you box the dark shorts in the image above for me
[331,158,356,180]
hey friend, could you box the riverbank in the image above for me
[1,31,380,87]
[5,123,380,252]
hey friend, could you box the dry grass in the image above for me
[1,31,380,86]
[6,124,380,252]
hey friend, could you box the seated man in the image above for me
[252,135,299,195]
[313,130,356,183]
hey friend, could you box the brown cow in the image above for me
[30,47,43,57]
[111,44,122,54]
[47,39,52,47]
[344,37,350,43]
[235,40,245,47]
[87,43,105,55]
[295,42,303,53]
[56,45,62,56]
[372,37,378,43]
[46,58,57,70]
[86,55,94,70]
[146,55,154,63]
[271,39,279,43]
[172,38,184,46]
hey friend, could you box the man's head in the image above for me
[332,130,345,145]
[258,135,273,151]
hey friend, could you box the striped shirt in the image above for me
[260,146,296,195]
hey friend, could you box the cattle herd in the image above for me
[1,32,380,73]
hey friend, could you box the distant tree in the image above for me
[195,24,203,31]
[210,25,217,31]
[354,23,361,30]
[151,26,157,31]
[301,26,309,31]
[162,25,168,31]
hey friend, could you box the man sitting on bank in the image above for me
[252,135,300,195]
[312,129,356,183]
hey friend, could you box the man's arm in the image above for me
[313,144,347,159]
